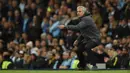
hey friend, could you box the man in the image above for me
[0,51,14,69]
[59,6,100,69]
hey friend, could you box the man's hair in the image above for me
[77,6,87,13]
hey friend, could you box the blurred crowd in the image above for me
[0,0,130,70]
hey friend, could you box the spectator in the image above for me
[14,9,23,33]
[13,50,25,69]
[21,33,29,44]
[107,15,118,37]
[112,39,120,50]
[0,51,14,69]
[104,50,120,69]
[46,33,53,46]
[117,48,129,69]
[22,13,32,33]
[95,44,109,63]
[41,40,47,49]
[13,32,22,44]
[69,51,79,69]
[29,54,37,69]
[65,30,76,50]
[28,15,42,42]
[19,0,26,15]
[41,17,49,33]
[26,41,33,55]
[1,22,15,44]
[52,52,62,69]
[115,18,130,38]
[59,38,67,52]
[34,40,41,49]
[23,54,31,69]
[34,50,49,69]
[7,10,14,22]
[92,6,102,29]
[59,52,71,69]
[25,2,37,18]
[11,0,20,12]
[49,14,60,38]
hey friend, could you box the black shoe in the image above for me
[77,64,86,70]
[78,65,90,70]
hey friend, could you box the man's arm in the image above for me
[76,34,84,42]
[65,19,86,31]
[65,17,92,31]
[73,34,84,46]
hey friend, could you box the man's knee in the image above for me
[85,41,98,52]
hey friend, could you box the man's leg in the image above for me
[85,41,98,67]
[76,43,86,69]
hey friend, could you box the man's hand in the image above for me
[73,40,78,46]
[58,25,65,29]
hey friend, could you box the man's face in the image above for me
[77,8,84,17]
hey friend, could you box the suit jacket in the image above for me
[65,15,100,44]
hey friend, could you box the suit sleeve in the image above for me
[76,34,84,42]
[65,17,90,31]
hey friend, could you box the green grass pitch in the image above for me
[0,70,129,73]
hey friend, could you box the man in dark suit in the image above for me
[59,6,100,69]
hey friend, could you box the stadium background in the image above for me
[0,0,130,70]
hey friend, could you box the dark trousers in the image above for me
[76,40,99,68]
